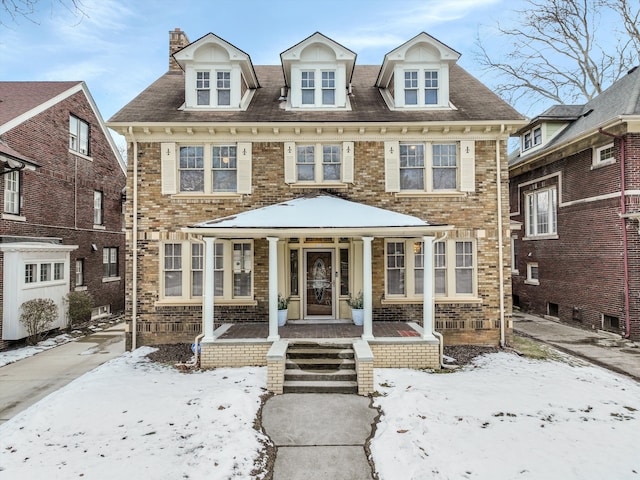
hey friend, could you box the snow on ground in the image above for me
[371,352,640,480]
[0,347,269,480]
[2,347,640,480]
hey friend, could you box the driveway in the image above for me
[0,323,125,424]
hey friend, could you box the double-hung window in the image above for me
[76,259,85,287]
[525,187,557,237]
[321,71,335,105]
[103,247,119,278]
[399,143,458,191]
[196,71,210,105]
[424,71,438,104]
[404,71,418,105]
[93,190,103,225]
[4,170,19,215]
[212,145,237,192]
[162,240,253,301]
[179,146,205,192]
[217,71,231,106]
[385,239,476,299]
[301,71,315,105]
[69,115,89,155]
[593,143,615,167]
[522,126,542,151]
[296,144,342,183]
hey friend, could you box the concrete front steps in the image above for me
[284,342,358,394]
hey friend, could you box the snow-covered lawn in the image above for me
[371,353,640,480]
[1,347,639,479]
[0,348,269,479]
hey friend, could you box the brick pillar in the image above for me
[169,28,190,72]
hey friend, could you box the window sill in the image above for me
[289,182,349,190]
[2,213,26,222]
[93,224,106,230]
[591,159,616,170]
[69,149,92,161]
[155,298,258,307]
[511,269,519,276]
[524,279,539,286]
[171,193,243,199]
[75,285,88,291]
[394,191,465,198]
[102,276,121,283]
[523,234,558,241]
[381,296,482,305]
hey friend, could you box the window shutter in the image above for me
[236,142,252,194]
[460,140,475,192]
[342,141,354,183]
[161,142,177,195]
[384,141,400,192]
[284,142,296,184]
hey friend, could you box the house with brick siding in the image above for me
[108,29,525,393]
[0,82,126,348]
[509,66,640,342]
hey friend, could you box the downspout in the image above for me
[130,127,138,350]
[497,134,506,347]
[599,127,631,338]
[431,232,448,368]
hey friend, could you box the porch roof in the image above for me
[185,194,449,238]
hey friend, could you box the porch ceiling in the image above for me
[184,194,449,238]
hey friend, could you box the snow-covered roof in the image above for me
[187,194,447,237]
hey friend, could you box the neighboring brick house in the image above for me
[108,29,525,378]
[0,82,126,348]
[509,66,640,341]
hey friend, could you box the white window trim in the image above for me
[392,64,450,109]
[184,65,244,110]
[591,142,616,169]
[172,142,251,196]
[4,170,20,215]
[525,262,539,285]
[69,115,90,157]
[510,236,519,275]
[521,125,543,152]
[289,64,349,110]
[23,260,67,289]
[159,240,255,304]
[398,142,460,193]
[382,238,478,302]
[524,186,558,239]
[103,247,119,279]
[285,142,354,187]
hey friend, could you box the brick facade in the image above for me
[124,139,513,348]
[0,86,126,349]
[511,132,640,341]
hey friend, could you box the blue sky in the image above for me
[0,0,534,142]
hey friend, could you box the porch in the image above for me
[200,320,441,395]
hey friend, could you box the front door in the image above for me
[304,250,334,319]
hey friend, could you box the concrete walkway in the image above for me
[0,323,125,424]
[513,311,640,381]
[262,393,377,480]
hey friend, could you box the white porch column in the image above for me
[422,236,437,340]
[362,236,374,340]
[267,237,280,341]
[203,237,217,342]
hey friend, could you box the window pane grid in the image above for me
[434,242,447,295]
[302,71,315,104]
[322,145,341,181]
[424,71,438,104]
[322,71,335,105]
[455,241,473,294]
[432,144,457,190]
[386,242,405,295]
[212,145,237,192]
[4,170,19,214]
[191,243,203,297]
[400,144,425,190]
[297,145,315,181]
[414,242,424,295]
[217,71,231,106]
[179,146,204,192]
[526,188,557,236]
[233,243,252,297]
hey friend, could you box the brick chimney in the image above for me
[169,28,190,72]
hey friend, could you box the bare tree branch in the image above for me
[475,0,640,109]
[1,0,86,26]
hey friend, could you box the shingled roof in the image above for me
[0,81,81,126]
[109,64,524,124]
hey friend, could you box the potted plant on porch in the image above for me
[277,294,290,327]
[348,291,364,326]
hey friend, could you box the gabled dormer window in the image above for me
[173,33,259,111]
[280,32,356,111]
[376,33,459,111]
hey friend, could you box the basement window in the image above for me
[547,302,559,318]
[602,314,620,332]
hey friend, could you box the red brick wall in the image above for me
[0,88,126,347]
[510,133,640,340]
